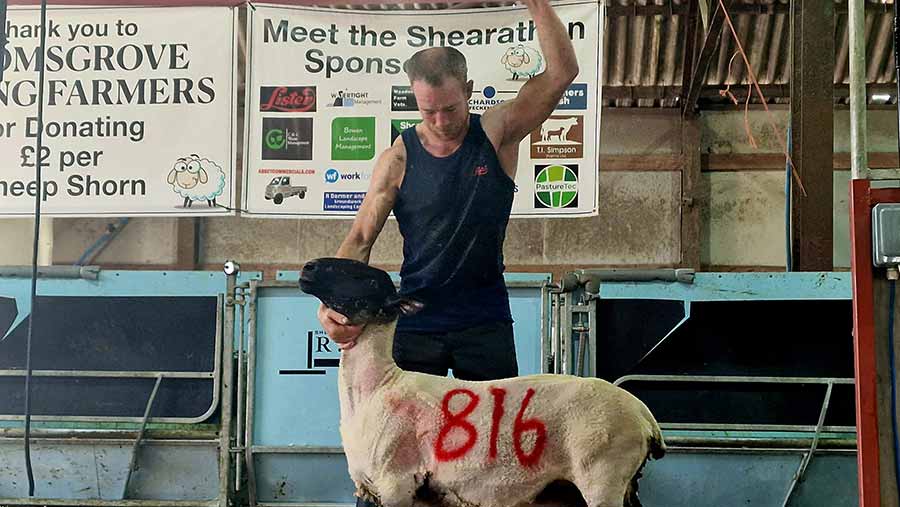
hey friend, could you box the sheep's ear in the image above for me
[385,296,424,316]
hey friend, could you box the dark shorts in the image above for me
[393,320,518,381]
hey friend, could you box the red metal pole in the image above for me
[850,178,881,507]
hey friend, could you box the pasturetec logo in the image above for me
[534,164,578,208]
[260,86,317,112]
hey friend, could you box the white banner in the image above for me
[244,0,601,218]
[0,6,238,217]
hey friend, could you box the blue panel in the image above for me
[598,272,851,301]
[0,441,218,500]
[0,271,227,424]
[252,287,340,447]
[641,450,857,507]
[254,453,354,503]
[251,274,548,458]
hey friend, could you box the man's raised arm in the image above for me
[492,0,579,146]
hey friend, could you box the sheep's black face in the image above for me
[299,258,422,325]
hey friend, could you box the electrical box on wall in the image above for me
[872,203,900,267]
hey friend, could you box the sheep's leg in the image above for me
[579,486,626,507]
[183,196,190,208]
[575,470,628,507]
[374,478,417,507]
[378,484,415,507]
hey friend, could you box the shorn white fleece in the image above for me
[337,321,664,507]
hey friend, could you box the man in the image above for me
[318,1,576,504]
[319,0,576,372]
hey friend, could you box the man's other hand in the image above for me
[317,303,364,350]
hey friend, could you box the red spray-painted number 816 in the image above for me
[433,387,547,467]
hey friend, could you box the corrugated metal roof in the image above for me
[600,0,898,107]
[332,0,898,108]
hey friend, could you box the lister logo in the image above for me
[260,86,316,112]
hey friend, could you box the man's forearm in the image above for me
[525,0,579,81]
[336,234,372,264]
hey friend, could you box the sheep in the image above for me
[299,257,666,507]
[166,154,227,208]
[501,44,544,81]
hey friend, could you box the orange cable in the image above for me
[718,0,807,196]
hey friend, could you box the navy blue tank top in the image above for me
[394,114,515,332]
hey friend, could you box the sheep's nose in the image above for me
[302,261,317,273]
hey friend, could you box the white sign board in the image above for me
[0,6,238,217]
[244,0,601,218]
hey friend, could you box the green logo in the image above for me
[534,164,578,208]
[265,129,285,150]
[332,117,376,160]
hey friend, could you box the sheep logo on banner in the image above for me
[500,44,544,80]
[167,155,227,208]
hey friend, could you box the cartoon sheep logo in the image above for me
[167,155,227,208]
[501,44,544,80]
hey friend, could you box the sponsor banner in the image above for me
[0,6,238,217]
[244,1,601,217]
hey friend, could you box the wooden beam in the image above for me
[680,117,702,269]
[682,0,730,117]
[790,0,834,271]
[680,0,700,110]
[603,83,898,104]
[600,155,684,171]
[175,218,199,270]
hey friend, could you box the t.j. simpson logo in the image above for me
[534,164,578,209]
[260,86,316,112]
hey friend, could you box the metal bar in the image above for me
[0,265,100,280]
[122,374,163,499]
[539,284,550,374]
[245,281,260,507]
[664,436,857,449]
[251,445,344,454]
[235,290,247,492]
[614,374,854,385]
[256,503,354,507]
[0,500,218,507]
[587,299,597,378]
[218,288,235,507]
[561,293,572,375]
[662,446,857,456]
[550,292,561,374]
[781,382,834,507]
[0,370,213,378]
[661,423,855,433]
[850,0,869,181]
[0,437,217,445]
[575,330,587,377]
[849,177,881,507]
[682,0,730,116]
